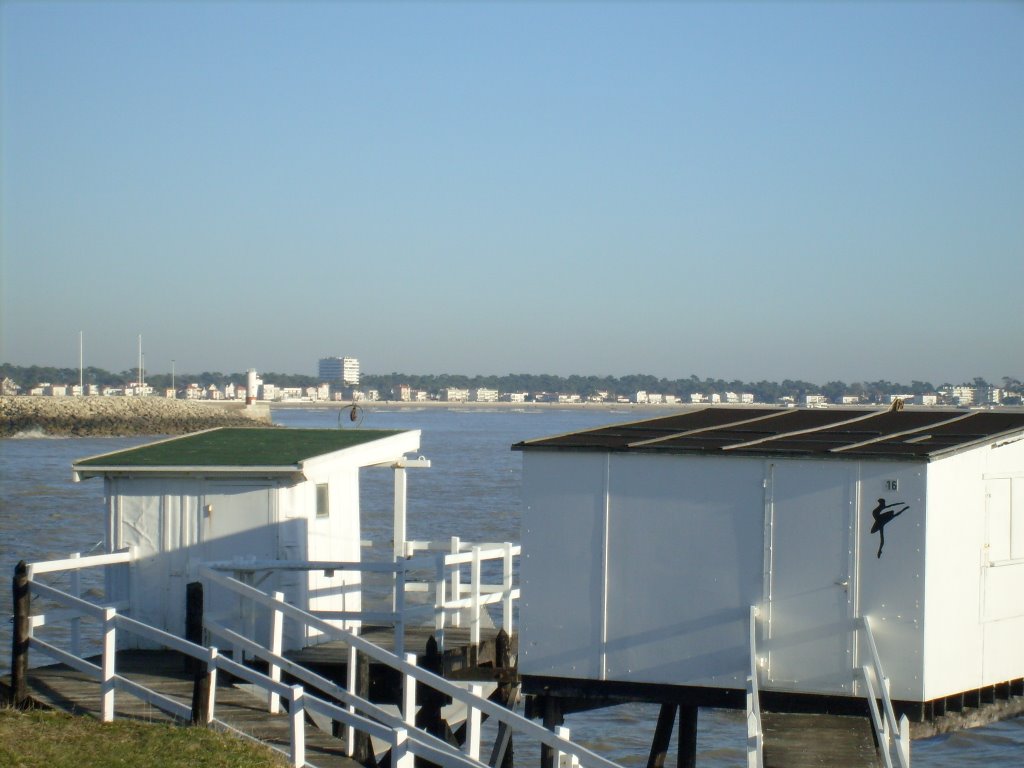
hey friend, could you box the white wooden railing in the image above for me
[207,541,520,656]
[198,565,621,768]
[745,605,764,768]
[15,551,622,768]
[856,616,911,768]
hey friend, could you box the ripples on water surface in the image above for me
[1,406,1021,764]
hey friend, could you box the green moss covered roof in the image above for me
[75,428,406,468]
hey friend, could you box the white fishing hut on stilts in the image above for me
[514,406,1024,765]
[72,427,427,651]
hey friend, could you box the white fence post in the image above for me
[555,725,579,768]
[269,591,284,714]
[898,714,911,767]
[70,552,81,658]
[450,536,461,628]
[434,556,447,652]
[288,685,305,768]
[101,607,117,722]
[205,647,219,723]
[395,564,406,656]
[470,546,482,648]
[465,683,483,760]
[346,643,358,757]
[503,542,514,633]
[403,652,417,728]
[392,726,413,768]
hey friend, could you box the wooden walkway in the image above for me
[2,650,361,768]
[761,712,881,768]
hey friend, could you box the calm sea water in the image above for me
[1,405,1021,765]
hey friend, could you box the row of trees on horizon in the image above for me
[2,363,1021,405]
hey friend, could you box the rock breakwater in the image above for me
[0,396,272,437]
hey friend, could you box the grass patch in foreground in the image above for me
[0,707,288,768]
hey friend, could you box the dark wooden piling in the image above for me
[352,647,377,768]
[646,703,677,768]
[185,581,204,673]
[187,582,211,724]
[539,696,564,768]
[492,629,516,768]
[10,561,30,709]
[415,636,457,767]
[677,705,698,768]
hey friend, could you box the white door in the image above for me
[767,462,855,693]
[200,484,276,638]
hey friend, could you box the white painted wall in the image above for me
[604,453,764,687]
[855,461,927,701]
[520,451,607,679]
[923,437,1024,699]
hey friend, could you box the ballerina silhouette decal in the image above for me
[870,498,909,558]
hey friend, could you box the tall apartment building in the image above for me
[318,356,360,386]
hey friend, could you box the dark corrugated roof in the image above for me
[512,407,1024,460]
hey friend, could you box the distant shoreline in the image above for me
[271,399,700,411]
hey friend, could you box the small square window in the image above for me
[316,484,330,518]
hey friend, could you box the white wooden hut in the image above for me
[73,427,424,649]
[513,407,1024,718]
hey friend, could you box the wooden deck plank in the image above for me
[761,712,881,768]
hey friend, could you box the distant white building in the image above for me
[916,394,939,406]
[724,392,740,404]
[558,394,582,404]
[941,386,976,406]
[502,392,528,404]
[740,393,755,404]
[473,388,499,403]
[395,384,412,402]
[443,388,470,402]
[0,377,19,396]
[841,395,861,405]
[318,356,360,386]
[805,394,828,406]
[690,393,706,404]
[635,391,648,404]
[709,393,721,404]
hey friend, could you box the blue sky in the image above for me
[2,1,1021,385]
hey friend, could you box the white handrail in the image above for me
[746,606,764,768]
[22,549,613,768]
[24,568,494,768]
[204,546,520,654]
[200,566,624,768]
[27,548,132,576]
[857,616,910,768]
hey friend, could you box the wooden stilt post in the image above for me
[187,581,209,725]
[491,629,516,768]
[352,647,376,767]
[677,705,698,768]
[185,581,204,674]
[416,636,457,767]
[647,704,677,768]
[10,561,30,709]
[540,696,564,768]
